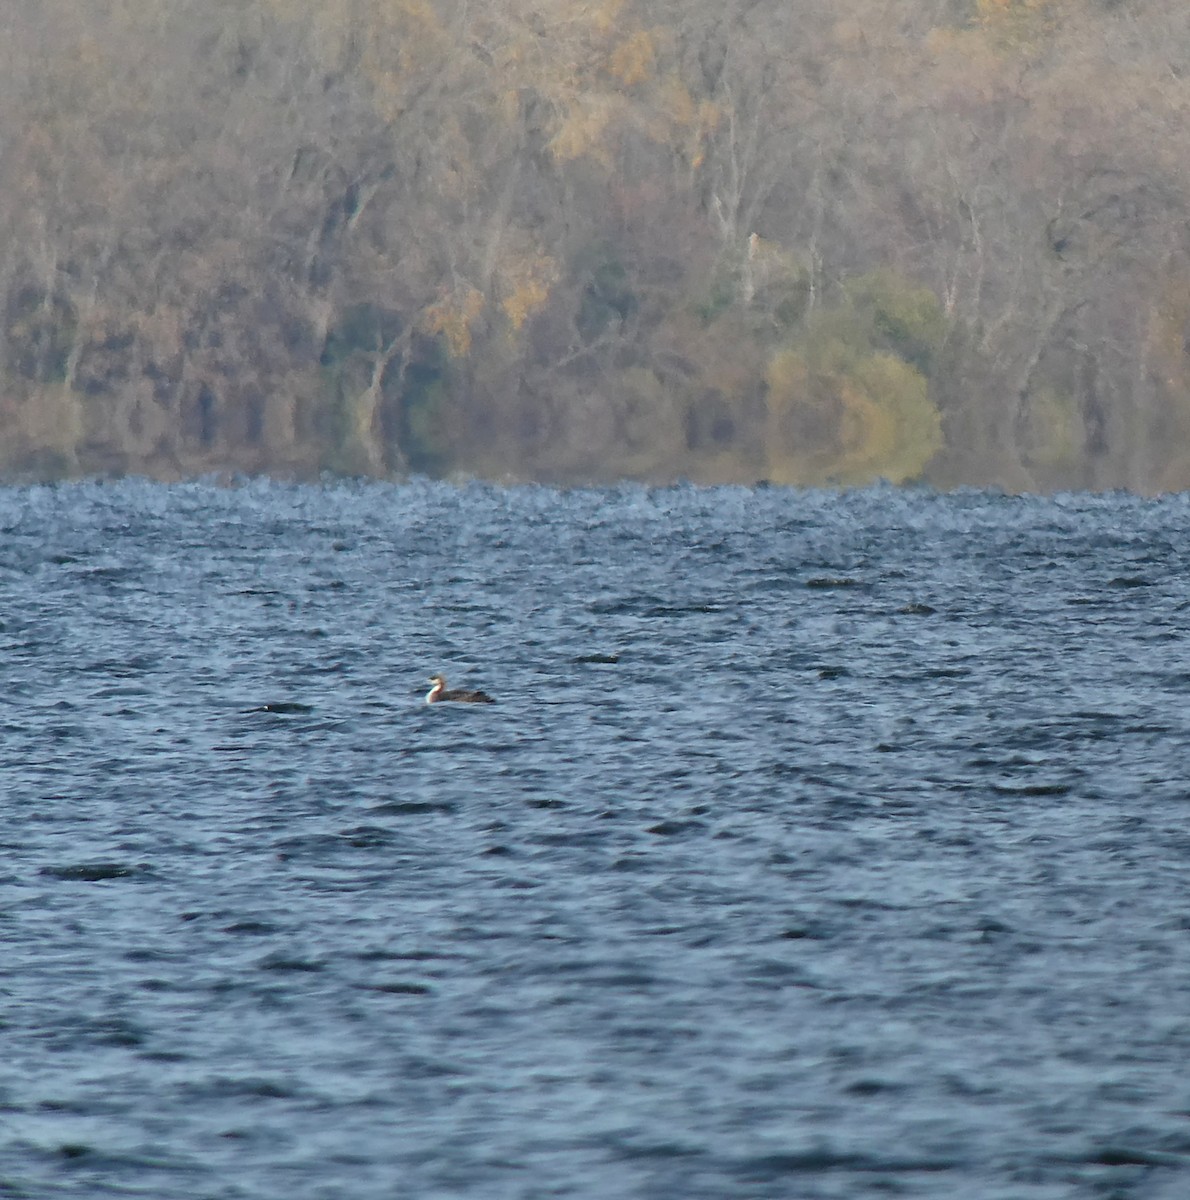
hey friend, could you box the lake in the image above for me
[1,479,1188,1198]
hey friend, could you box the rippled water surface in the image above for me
[2,479,1189,1199]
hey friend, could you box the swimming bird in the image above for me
[426,674,495,704]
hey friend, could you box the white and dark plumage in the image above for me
[426,674,495,704]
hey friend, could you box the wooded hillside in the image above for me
[5,0,1190,490]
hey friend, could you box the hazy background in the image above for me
[4,0,1190,491]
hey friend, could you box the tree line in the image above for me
[4,0,1190,491]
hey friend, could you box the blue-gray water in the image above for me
[2,479,1188,1199]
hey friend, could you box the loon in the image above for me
[426,674,495,704]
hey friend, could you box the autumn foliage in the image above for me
[4,0,1190,490]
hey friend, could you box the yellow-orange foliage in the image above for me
[549,97,616,165]
[1117,265,1190,490]
[975,0,1060,48]
[262,0,451,122]
[589,0,626,38]
[1018,386,1082,472]
[422,287,485,358]
[500,255,557,332]
[607,30,656,88]
[3,386,84,474]
[764,349,941,485]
